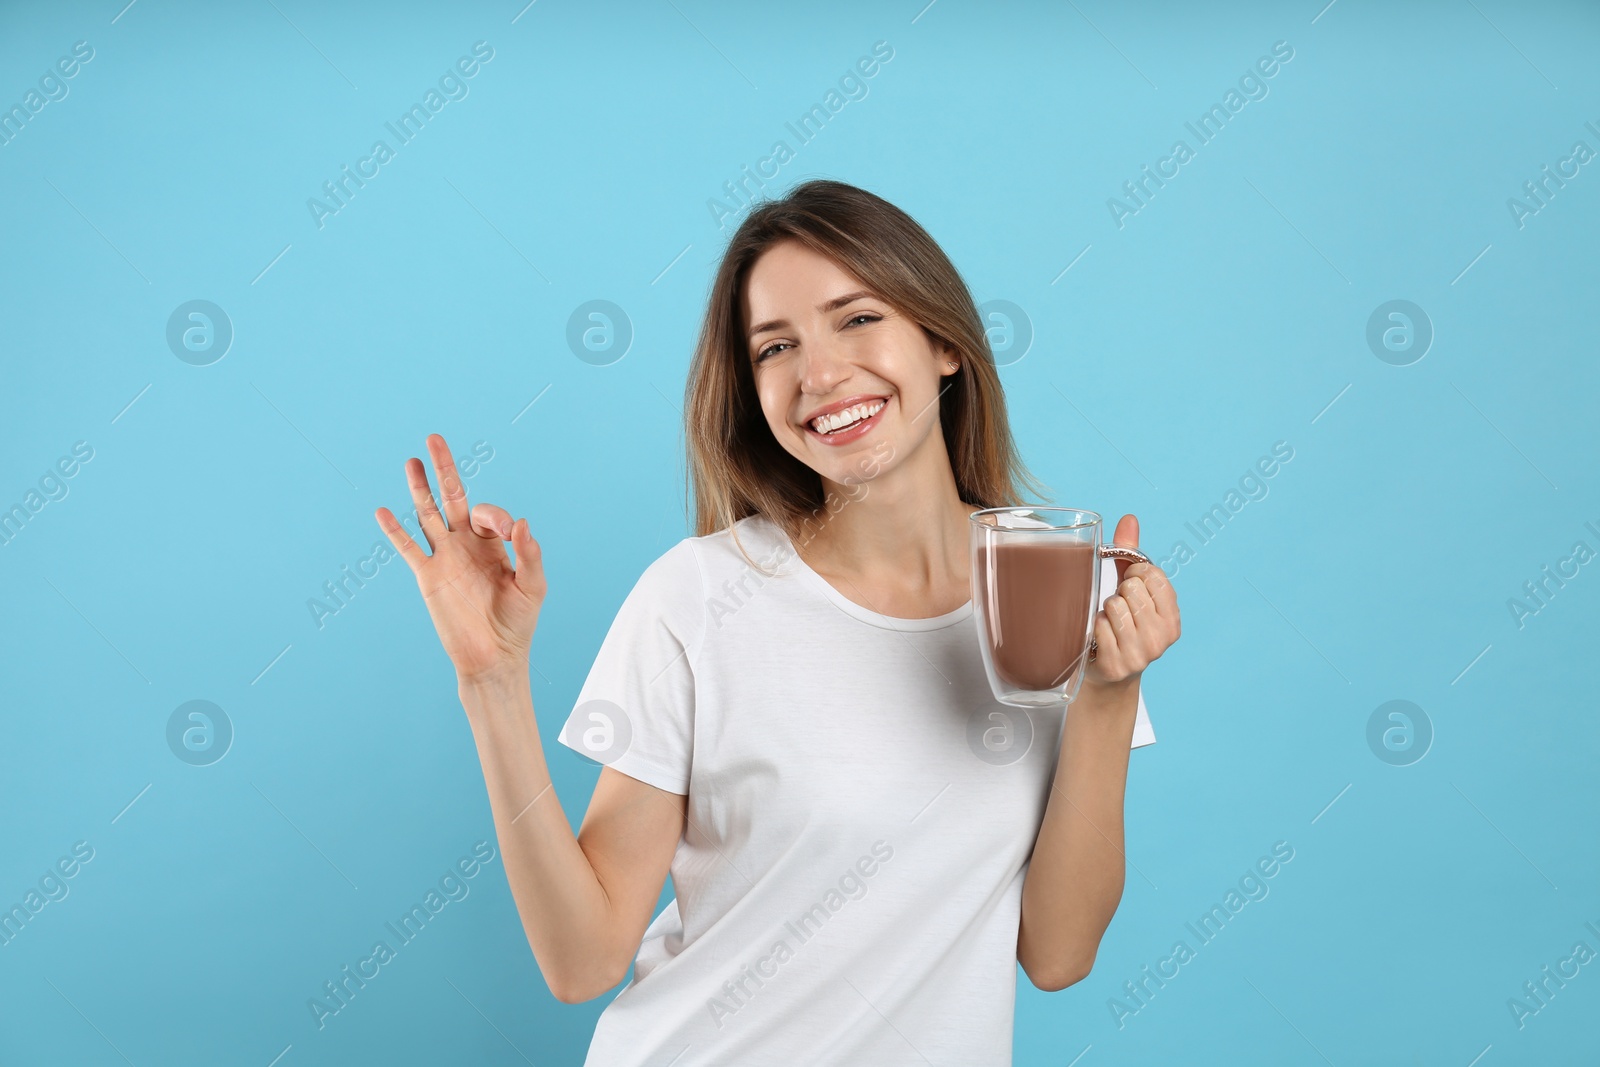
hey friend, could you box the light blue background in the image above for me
[2,1,1597,1064]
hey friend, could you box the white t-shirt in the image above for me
[556,514,1155,1066]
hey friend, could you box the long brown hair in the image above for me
[684,179,1046,550]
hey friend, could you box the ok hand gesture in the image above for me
[375,434,546,682]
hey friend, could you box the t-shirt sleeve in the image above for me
[555,539,706,794]
[1099,556,1157,749]
[1131,687,1155,749]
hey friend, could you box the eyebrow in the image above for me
[747,290,879,340]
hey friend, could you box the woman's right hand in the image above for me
[375,433,546,683]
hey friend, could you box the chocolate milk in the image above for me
[974,541,1096,691]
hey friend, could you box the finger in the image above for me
[427,434,470,532]
[1090,611,1119,668]
[1112,513,1140,583]
[375,507,428,574]
[1131,562,1179,627]
[1120,575,1156,621]
[509,518,548,599]
[405,457,448,549]
[470,501,514,540]
[1104,594,1140,662]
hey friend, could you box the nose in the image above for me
[798,332,853,399]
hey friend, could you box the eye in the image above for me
[754,313,880,362]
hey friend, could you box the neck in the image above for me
[793,427,973,589]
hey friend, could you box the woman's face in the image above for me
[742,239,957,488]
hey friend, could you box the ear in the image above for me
[921,326,957,365]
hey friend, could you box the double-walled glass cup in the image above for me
[970,507,1151,707]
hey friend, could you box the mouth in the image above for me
[804,396,889,446]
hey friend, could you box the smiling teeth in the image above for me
[813,400,885,434]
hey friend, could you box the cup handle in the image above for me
[1099,544,1151,567]
[1088,543,1152,661]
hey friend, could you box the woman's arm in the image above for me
[460,667,685,1004]
[377,434,683,1004]
[1016,677,1139,990]
[1017,519,1180,990]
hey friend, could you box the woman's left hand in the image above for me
[1085,515,1181,686]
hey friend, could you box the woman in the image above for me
[375,179,1181,1065]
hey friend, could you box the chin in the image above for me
[824,437,897,489]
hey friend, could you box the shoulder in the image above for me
[620,515,791,632]
[615,539,703,641]
[681,513,797,585]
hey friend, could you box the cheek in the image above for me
[756,379,792,431]
[752,375,811,456]
[872,350,938,411]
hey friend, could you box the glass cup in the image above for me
[969,506,1151,707]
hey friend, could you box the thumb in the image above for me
[1112,513,1140,584]
[470,501,515,540]
[510,518,547,599]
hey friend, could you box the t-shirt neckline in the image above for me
[750,515,976,633]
